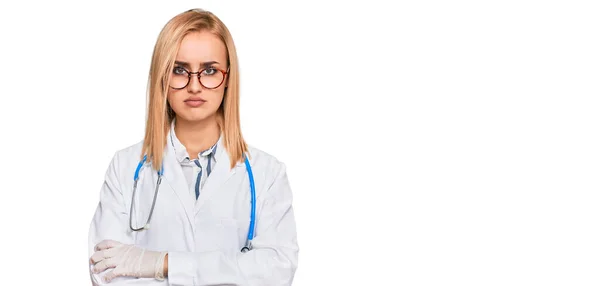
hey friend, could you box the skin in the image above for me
[163,30,230,276]
[167,30,229,160]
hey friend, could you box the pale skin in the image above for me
[169,30,229,160]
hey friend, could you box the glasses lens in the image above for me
[200,70,225,89]
[170,72,189,89]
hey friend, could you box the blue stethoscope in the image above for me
[129,153,256,253]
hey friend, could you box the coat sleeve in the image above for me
[88,152,167,285]
[167,161,300,286]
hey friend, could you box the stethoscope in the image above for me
[129,153,257,253]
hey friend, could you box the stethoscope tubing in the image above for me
[129,154,256,252]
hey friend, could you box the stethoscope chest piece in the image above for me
[241,241,253,253]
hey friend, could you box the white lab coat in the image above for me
[88,135,299,286]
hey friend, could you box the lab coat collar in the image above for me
[162,129,195,228]
[163,120,243,226]
[194,137,245,214]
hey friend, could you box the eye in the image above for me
[202,67,217,76]
[173,66,187,75]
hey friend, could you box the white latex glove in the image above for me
[90,239,167,283]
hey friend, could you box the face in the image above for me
[167,31,229,124]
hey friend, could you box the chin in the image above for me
[178,111,217,123]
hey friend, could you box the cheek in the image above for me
[167,90,187,114]
[166,91,176,108]
[214,92,225,106]
[167,89,185,102]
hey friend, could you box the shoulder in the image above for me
[244,145,294,201]
[246,144,286,172]
[245,145,290,192]
[112,140,145,163]
[104,140,145,180]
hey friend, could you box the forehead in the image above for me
[176,31,227,65]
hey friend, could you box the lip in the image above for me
[184,97,206,107]
[184,96,206,102]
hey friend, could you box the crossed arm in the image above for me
[88,153,298,285]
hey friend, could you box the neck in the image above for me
[174,115,220,159]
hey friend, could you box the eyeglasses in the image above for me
[169,66,229,90]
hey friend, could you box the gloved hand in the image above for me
[90,239,167,283]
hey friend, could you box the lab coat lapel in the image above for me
[194,145,244,214]
[162,142,195,228]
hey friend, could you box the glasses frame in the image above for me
[169,66,230,90]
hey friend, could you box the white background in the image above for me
[0,0,599,285]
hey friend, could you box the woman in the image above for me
[88,9,299,285]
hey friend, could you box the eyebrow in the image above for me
[174,60,220,68]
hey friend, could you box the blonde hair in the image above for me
[140,8,247,170]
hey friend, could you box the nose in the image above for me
[187,74,203,93]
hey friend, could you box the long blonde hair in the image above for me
[140,8,247,170]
